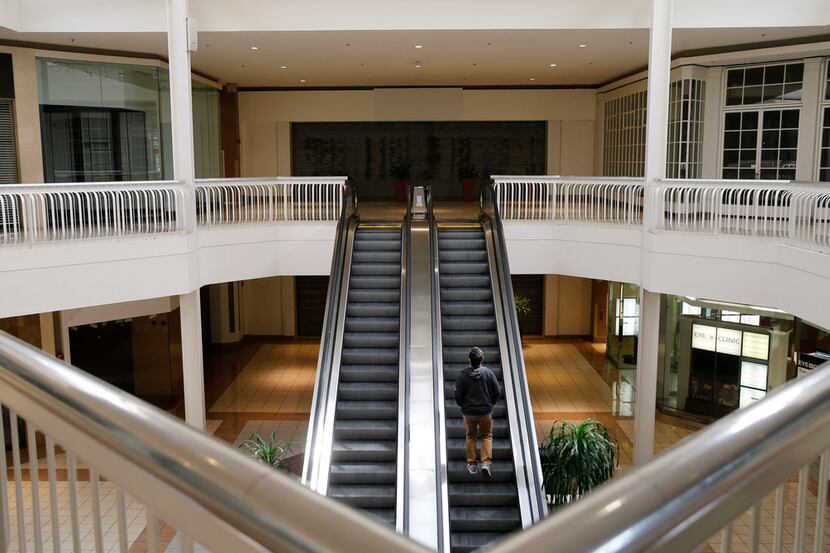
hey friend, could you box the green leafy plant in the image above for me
[458,163,478,180]
[239,432,295,470]
[391,158,413,180]
[540,419,617,506]
[514,294,532,316]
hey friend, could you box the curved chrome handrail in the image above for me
[0,331,427,553]
[480,183,548,523]
[302,182,357,488]
[489,359,830,553]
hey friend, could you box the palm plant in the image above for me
[540,419,616,506]
[514,294,532,316]
[239,432,295,470]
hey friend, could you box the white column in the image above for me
[796,58,822,180]
[634,0,673,465]
[167,0,205,430]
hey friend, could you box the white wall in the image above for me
[543,275,592,336]
[241,276,296,336]
[239,88,598,178]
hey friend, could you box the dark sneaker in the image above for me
[466,463,478,475]
[481,464,492,478]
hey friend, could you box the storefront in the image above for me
[658,296,794,421]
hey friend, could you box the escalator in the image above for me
[436,224,521,552]
[326,224,403,524]
[303,183,408,532]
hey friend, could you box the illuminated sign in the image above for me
[740,361,768,390]
[692,324,716,352]
[741,332,770,361]
[739,387,767,408]
[716,328,742,356]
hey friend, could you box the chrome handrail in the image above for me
[397,192,411,534]
[0,331,427,553]
[489,359,830,553]
[428,187,452,552]
[480,183,548,523]
[302,183,357,488]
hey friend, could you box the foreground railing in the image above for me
[0,330,425,553]
[195,177,346,225]
[490,360,830,553]
[492,176,645,225]
[656,179,830,252]
[0,181,185,245]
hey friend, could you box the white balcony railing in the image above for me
[492,176,645,225]
[0,181,186,245]
[655,179,830,251]
[195,177,346,225]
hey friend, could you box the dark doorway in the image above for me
[69,320,135,393]
[511,275,544,336]
[296,276,330,337]
[291,121,546,201]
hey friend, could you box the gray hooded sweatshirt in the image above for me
[454,365,502,416]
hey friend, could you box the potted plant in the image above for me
[514,294,532,348]
[459,163,479,202]
[539,418,616,507]
[239,431,295,471]
[391,158,413,203]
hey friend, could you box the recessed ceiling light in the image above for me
[415,64,421,68]
[549,63,557,67]
[300,79,306,83]
[578,44,587,48]
[280,65,287,69]
[529,77,536,81]
[250,46,259,50]
[415,44,423,49]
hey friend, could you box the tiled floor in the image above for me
[6,335,830,551]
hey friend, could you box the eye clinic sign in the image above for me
[692,324,716,351]
[716,328,743,356]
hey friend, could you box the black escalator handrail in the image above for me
[481,182,548,522]
[302,182,357,489]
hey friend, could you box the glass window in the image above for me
[820,107,830,182]
[0,100,18,184]
[666,79,705,178]
[722,108,798,180]
[603,90,647,177]
[724,63,803,106]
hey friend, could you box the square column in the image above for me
[634,0,673,465]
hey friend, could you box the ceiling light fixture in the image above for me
[529,77,535,81]
[250,46,259,50]
[549,63,557,67]
[300,79,306,83]
[280,65,287,69]
[415,64,422,68]
[415,44,423,49]
[578,44,587,48]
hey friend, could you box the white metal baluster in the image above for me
[90,468,104,553]
[813,451,829,553]
[794,465,810,553]
[116,487,128,553]
[147,511,160,553]
[44,437,59,553]
[26,422,43,553]
[773,484,786,553]
[0,402,9,551]
[283,182,289,221]
[67,452,82,553]
[750,502,761,553]
[721,523,732,553]
[10,410,27,553]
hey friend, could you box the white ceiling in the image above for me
[0,26,827,87]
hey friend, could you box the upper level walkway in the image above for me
[2,176,829,329]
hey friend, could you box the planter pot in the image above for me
[462,178,478,202]
[394,179,409,203]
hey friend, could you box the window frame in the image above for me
[816,57,830,182]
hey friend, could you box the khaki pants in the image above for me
[463,415,493,465]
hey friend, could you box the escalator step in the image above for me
[442,331,500,347]
[350,263,401,276]
[438,238,486,251]
[441,288,493,303]
[335,419,397,440]
[442,302,495,316]
[439,249,488,263]
[342,332,400,349]
[349,288,401,304]
[443,346,501,364]
[450,532,511,553]
[338,382,397,401]
[441,275,491,288]
[345,318,400,333]
[445,418,509,439]
[328,484,396,509]
[353,239,401,252]
[341,348,399,365]
[447,460,515,482]
[449,507,521,532]
[448,482,518,506]
[363,509,396,525]
[439,262,490,274]
[332,440,397,462]
[349,276,401,289]
[440,316,496,332]
[329,462,396,484]
[352,250,400,264]
[347,303,399,317]
[339,365,399,382]
[446,438,513,460]
[336,400,397,420]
